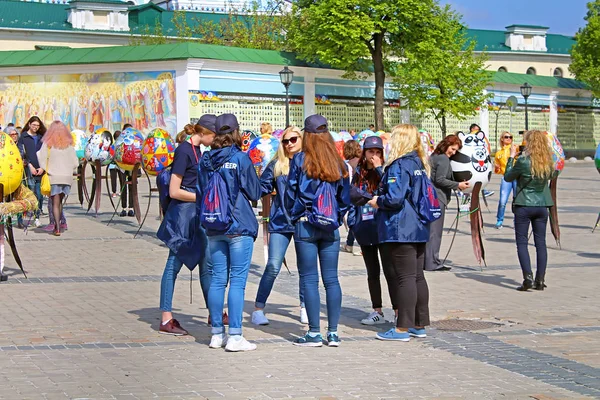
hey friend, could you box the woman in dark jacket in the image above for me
[252,126,306,326]
[18,116,47,226]
[368,124,431,342]
[348,136,396,325]
[425,135,470,271]
[504,130,556,291]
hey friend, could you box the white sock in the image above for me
[307,331,320,337]
[161,319,171,326]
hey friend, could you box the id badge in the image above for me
[361,205,375,221]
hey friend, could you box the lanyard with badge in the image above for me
[189,139,199,164]
[361,204,375,221]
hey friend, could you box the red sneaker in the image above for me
[159,319,188,336]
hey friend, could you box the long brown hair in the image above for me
[42,121,73,149]
[302,131,348,182]
[524,130,553,179]
[211,129,242,150]
[433,134,463,155]
[356,149,384,193]
[22,116,47,136]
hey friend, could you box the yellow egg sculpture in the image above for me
[0,131,24,196]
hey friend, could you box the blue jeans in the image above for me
[255,232,304,309]
[496,177,517,224]
[294,221,342,333]
[514,206,549,280]
[26,176,43,218]
[208,235,254,335]
[159,230,213,312]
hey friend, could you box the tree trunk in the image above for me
[441,110,447,137]
[372,33,385,131]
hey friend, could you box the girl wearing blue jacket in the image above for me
[285,115,350,348]
[252,126,307,326]
[197,113,261,352]
[348,135,397,326]
[368,124,431,342]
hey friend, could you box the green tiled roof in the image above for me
[493,71,588,90]
[466,29,575,55]
[70,0,128,4]
[505,24,550,30]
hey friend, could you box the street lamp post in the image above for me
[279,66,294,128]
[520,82,532,131]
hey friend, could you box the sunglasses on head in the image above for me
[504,135,513,139]
[282,136,299,145]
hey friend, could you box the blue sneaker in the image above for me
[293,332,323,347]
[408,327,427,338]
[327,332,340,347]
[376,328,410,341]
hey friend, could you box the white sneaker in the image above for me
[361,311,386,325]
[353,247,362,256]
[225,335,257,352]
[209,333,227,349]
[34,218,41,227]
[300,307,308,324]
[251,310,269,325]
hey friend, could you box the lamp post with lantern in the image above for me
[279,66,294,128]
[520,82,532,131]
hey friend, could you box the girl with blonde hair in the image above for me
[252,126,307,326]
[494,131,516,228]
[504,130,555,291]
[36,121,78,236]
[260,122,273,135]
[368,124,431,341]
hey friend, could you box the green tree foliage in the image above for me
[570,1,600,97]
[287,0,437,130]
[393,5,492,136]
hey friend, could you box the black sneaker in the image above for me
[119,210,127,217]
[293,332,323,347]
[127,210,135,217]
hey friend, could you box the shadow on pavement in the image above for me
[454,272,521,290]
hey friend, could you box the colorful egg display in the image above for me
[356,129,375,142]
[419,130,435,157]
[141,128,175,176]
[114,127,145,171]
[84,129,114,165]
[545,132,565,174]
[272,129,284,140]
[595,142,600,174]
[71,130,89,160]
[329,131,345,158]
[450,131,492,194]
[241,130,258,152]
[247,134,279,176]
[339,131,354,142]
[0,131,24,196]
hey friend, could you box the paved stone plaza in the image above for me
[1,162,599,400]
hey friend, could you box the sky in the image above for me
[441,0,589,36]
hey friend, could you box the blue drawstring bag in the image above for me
[200,169,232,231]
[414,170,442,223]
[307,182,340,232]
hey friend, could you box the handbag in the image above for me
[511,178,531,214]
[40,147,51,196]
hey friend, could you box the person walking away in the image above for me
[18,116,47,227]
[504,130,556,291]
[36,121,78,236]
[368,124,431,341]
[348,135,397,325]
[197,113,261,352]
[156,115,216,336]
[341,140,362,255]
[425,135,470,271]
[494,132,517,229]
[252,126,307,326]
[285,114,350,347]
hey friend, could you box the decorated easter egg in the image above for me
[71,130,89,161]
[0,131,24,196]
[544,132,565,174]
[141,128,175,176]
[419,130,435,157]
[450,131,492,194]
[329,131,346,158]
[272,129,284,140]
[594,142,600,174]
[339,131,353,142]
[247,134,279,176]
[356,129,375,142]
[241,130,258,152]
[114,127,144,171]
[84,129,114,165]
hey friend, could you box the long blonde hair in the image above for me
[273,126,303,177]
[386,124,430,176]
[524,130,553,179]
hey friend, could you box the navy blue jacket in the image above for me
[285,152,351,226]
[18,132,43,169]
[197,145,261,238]
[260,160,294,233]
[376,151,430,243]
[347,166,383,246]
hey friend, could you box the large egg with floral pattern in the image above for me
[0,131,24,196]
[247,134,279,176]
[85,129,114,165]
[141,128,175,176]
[71,130,89,161]
[544,132,565,175]
[113,127,144,171]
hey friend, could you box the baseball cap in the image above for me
[215,113,239,135]
[197,114,217,133]
[363,135,383,150]
[302,114,328,133]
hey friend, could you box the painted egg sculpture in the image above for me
[71,130,89,161]
[84,129,114,165]
[141,128,175,176]
[594,142,600,174]
[450,131,492,194]
[339,131,354,142]
[329,131,345,158]
[247,134,279,176]
[544,132,565,174]
[272,129,284,140]
[241,130,258,152]
[114,127,144,171]
[0,131,24,196]
[419,130,435,157]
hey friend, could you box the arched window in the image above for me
[498,66,508,73]
[554,68,563,77]
[526,67,537,75]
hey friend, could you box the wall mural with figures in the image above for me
[0,71,177,136]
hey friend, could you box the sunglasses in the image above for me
[503,135,513,139]
[282,136,300,145]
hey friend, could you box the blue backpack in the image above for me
[156,167,172,216]
[307,181,340,232]
[200,167,232,231]
[413,170,442,223]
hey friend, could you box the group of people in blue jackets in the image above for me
[156,113,432,351]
